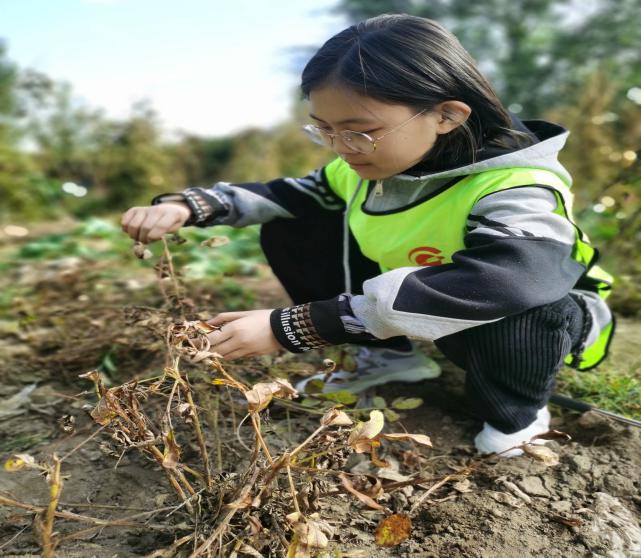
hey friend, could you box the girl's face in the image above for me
[308,86,470,180]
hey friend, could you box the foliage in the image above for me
[335,0,641,117]
[1,217,266,286]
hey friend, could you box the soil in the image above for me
[1,259,640,558]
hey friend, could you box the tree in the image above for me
[335,0,641,118]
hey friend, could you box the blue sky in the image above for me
[1,0,348,136]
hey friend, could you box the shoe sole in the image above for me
[322,366,441,394]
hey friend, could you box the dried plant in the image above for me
[1,236,574,556]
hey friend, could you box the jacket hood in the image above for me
[392,117,572,186]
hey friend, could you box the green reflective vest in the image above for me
[324,157,613,370]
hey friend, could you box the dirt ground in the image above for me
[1,260,640,557]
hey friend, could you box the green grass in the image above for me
[556,357,641,420]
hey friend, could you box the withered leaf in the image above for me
[176,403,194,423]
[89,395,118,426]
[321,407,353,427]
[375,513,412,547]
[79,369,107,396]
[529,429,572,443]
[226,492,253,510]
[285,534,308,558]
[286,511,303,524]
[551,514,584,527]
[522,444,560,466]
[194,320,216,334]
[347,410,385,448]
[245,378,298,412]
[452,478,472,493]
[292,519,332,549]
[4,453,36,472]
[247,515,263,535]
[339,472,384,511]
[162,430,181,469]
[380,433,432,447]
[238,544,263,558]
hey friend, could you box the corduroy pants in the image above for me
[260,214,586,434]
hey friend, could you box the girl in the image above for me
[121,14,614,456]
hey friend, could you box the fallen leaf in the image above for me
[529,429,572,443]
[286,534,308,558]
[286,511,304,524]
[339,473,384,511]
[487,490,524,508]
[523,444,560,466]
[551,514,584,527]
[452,478,472,493]
[375,514,412,546]
[380,433,432,447]
[293,520,331,550]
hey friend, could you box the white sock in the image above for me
[474,406,551,457]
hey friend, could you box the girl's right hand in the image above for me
[121,202,192,244]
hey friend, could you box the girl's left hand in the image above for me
[204,309,283,359]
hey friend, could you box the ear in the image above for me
[434,101,472,134]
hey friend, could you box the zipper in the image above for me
[343,179,365,294]
[373,179,384,197]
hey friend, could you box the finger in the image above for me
[212,339,240,357]
[206,329,234,346]
[138,212,166,244]
[206,312,249,325]
[125,210,147,241]
[121,208,136,230]
[147,213,183,242]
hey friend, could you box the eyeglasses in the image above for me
[302,109,428,154]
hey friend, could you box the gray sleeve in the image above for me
[185,167,345,228]
[196,182,293,228]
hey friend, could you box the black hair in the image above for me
[301,14,533,164]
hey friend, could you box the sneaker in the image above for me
[295,345,441,394]
[474,406,551,457]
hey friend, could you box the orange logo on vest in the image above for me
[408,246,444,266]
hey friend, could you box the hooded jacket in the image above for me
[154,118,613,368]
